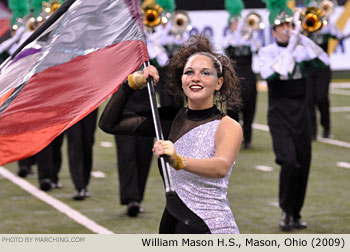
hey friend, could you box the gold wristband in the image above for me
[172,154,184,170]
[128,74,137,90]
[128,71,146,90]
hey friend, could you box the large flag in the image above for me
[0,0,149,165]
[0,2,11,38]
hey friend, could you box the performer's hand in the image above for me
[128,65,159,90]
[152,140,184,170]
[12,26,25,40]
[287,29,300,52]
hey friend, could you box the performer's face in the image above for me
[181,54,223,110]
[273,22,292,43]
[229,21,239,32]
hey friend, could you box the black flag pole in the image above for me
[10,0,77,59]
[143,61,176,197]
[143,64,208,229]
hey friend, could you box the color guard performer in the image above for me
[99,35,242,233]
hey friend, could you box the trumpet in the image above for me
[241,12,265,40]
[141,0,164,28]
[169,10,191,38]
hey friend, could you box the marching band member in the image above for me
[222,0,263,149]
[259,0,329,231]
[304,0,343,139]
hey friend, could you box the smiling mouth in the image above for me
[189,85,203,91]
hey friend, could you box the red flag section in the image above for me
[0,0,149,165]
[0,2,11,38]
[0,19,10,38]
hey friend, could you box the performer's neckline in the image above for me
[277,41,288,47]
[185,106,219,121]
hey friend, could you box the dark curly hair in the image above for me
[165,35,241,111]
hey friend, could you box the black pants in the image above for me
[306,66,331,137]
[18,155,36,171]
[66,109,98,190]
[268,96,311,219]
[36,133,64,183]
[272,131,311,219]
[114,135,153,205]
[227,64,257,144]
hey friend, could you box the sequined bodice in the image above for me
[170,120,239,234]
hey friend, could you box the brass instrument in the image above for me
[299,6,326,33]
[319,0,335,17]
[241,12,265,40]
[169,10,191,38]
[37,0,62,25]
[161,11,172,26]
[141,0,164,28]
[26,16,37,32]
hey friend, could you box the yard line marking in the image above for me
[0,166,114,234]
[269,201,279,207]
[330,106,350,112]
[331,83,350,89]
[252,123,269,132]
[255,165,273,172]
[253,123,350,148]
[99,141,113,148]
[316,137,350,148]
[336,162,350,169]
[330,89,350,96]
[91,171,106,178]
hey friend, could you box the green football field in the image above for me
[0,82,349,234]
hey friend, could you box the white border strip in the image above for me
[0,166,114,234]
[253,123,350,148]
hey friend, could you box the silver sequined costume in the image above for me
[170,120,239,234]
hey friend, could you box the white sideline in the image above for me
[252,123,350,149]
[0,166,114,234]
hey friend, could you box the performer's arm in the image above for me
[0,26,25,53]
[258,45,289,80]
[99,66,160,135]
[98,82,141,134]
[295,33,329,65]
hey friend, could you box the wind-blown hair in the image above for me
[165,35,241,111]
